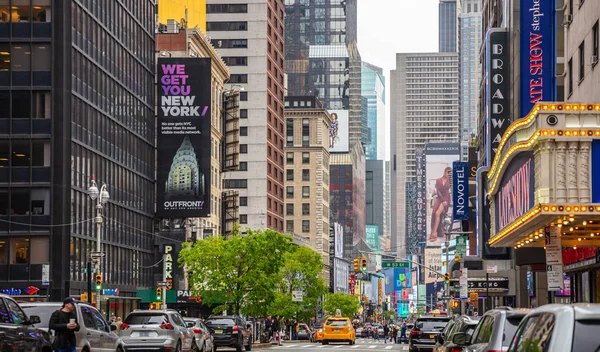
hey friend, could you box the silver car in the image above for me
[120,309,197,352]
[507,304,600,352]
[184,318,214,352]
[463,308,530,352]
[20,301,123,352]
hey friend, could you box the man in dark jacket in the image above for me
[383,323,390,344]
[49,297,80,352]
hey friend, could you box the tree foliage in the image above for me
[322,292,361,318]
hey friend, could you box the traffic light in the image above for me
[353,258,360,272]
[360,257,367,272]
[444,273,450,284]
[95,273,102,290]
[156,287,162,301]
[454,255,461,263]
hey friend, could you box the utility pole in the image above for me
[162,253,167,309]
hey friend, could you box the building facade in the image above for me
[439,0,458,52]
[284,96,331,277]
[362,62,386,160]
[206,0,285,232]
[366,160,389,251]
[0,0,157,310]
[390,53,460,257]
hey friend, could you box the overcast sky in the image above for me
[357,0,440,160]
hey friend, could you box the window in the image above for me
[30,237,48,264]
[240,197,248,206]
[579,41,585,82]
[240,214,248,224]
[286,119,294,146]
[568,59,573,95]
[286,220,294,233]
[206,21,248,31]
[472,316,494,344]
[286,186,294,199]
[240,109,248,118]
[5,298,27,325]
[302,152,310,164]
[302,220,310,232]
[10,238,28,264]
[286,204,294,215]
[507,314,555,352]
[207,4,248,13]
[302,186,309,198]
[240,127,248,136]
[302,119,309,145]
[229,74,248,83]
[302,203,310,215]
[212,39,248,48]
[0,298,9,324]
[239,162,248,171]
[240,92,248,101]
[222,56,248,66]
[224,179,248,188]
[302,169,309,181]
[594,21,599,63]
[286,169,294,181]
[286,152,294,164]
[240,144,248,153]
[572,320,600,352]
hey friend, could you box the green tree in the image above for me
[382,310,396,321]
[322,292,361,318]
[179,228,293,316]
[270,246,328,321]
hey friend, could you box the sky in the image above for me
[357,0,440,160]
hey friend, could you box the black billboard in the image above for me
[486,29,510,166]
[157,58,211,218]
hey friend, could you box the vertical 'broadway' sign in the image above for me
[520,0,555,118]
[157,58,212,218]
[486,29,510,166]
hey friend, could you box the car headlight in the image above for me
[318,329,323,333]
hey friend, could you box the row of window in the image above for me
[286,185,311,198]
[286,203,311,216]
[286,169,310,181]
[285,219,310,233]
[0,237,48,265]
[0,188,50,217]
[567,21,599,96]
[207,4,248,13]
[286,152,311,164]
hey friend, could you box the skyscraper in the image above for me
[362,62,386,160]
[439,0,458,52]
[390,53,460,257]
[206,0,285,232]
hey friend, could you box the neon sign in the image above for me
[496,153,535,231]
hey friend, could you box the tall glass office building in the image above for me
[361,62,385,160]
[0,0,155,308]
[439,0,457,52]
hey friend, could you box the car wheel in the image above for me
[175,341,182,352]
[322,340,328,345]
[116,347,124,352]
[191,340,201,352]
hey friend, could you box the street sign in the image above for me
[157,281,170,287]
[292,290,304,302]
[42,264,49,286]
[456,236,467,257]
[546,264,565,291]
[486,265,498,274]
[381,262,410,269]
[90,251,106,259]
[459,268,468,299]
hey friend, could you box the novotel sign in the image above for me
[495,152,535,232]
[452,161,469,221]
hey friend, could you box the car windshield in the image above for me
[416,319,449,330]
[572,320,600,352]
[21,305,58,328]
[124,313,168,325]
[326,320,348,327]
[502,318,522,346]
[206,318,236,326]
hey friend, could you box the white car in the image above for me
[506,304,600,352]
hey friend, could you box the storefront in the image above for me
[488,103,600,303]
[0,285,49,302]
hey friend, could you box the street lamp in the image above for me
[443,215,452,311]
[88,176,109,308]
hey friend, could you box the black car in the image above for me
[0,294,53,352]
[409,314,451,352]
[205,315,252,352]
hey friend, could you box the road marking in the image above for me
[369,346,377,349]
[351,345,360,349]
[385,346,393,350]
[333,346,343,348]
[303,345,313,348]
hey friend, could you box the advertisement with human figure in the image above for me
[329,110,349,153]
[425,143,460,247]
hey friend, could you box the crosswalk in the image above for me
[269,340,410,350]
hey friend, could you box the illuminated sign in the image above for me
[164,245,174,290]
[1,286,40,295]
[415,149,426,246]
[495,152,535,232]
[452,161,469,220]
[486,29,510,165]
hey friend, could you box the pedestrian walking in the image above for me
[383,324,390,343]
[392,325,398,344]
[49,297,80,352]
[400,321,407,344]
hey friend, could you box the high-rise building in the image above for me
[362,62,386,160]
[206,0,285,232]
[158,0,207,31]
[390,53,460,257]
[457,0,482,160]
[366,160,389,251]
[439,0,458,52]
[283,96,331,279]
[0,1,156,305]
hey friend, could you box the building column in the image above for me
[534,140,554,203]
[578,141,591,203]
[567,142,579,203]
[555,142,567,203]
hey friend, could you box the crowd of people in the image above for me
[359,320,410,344]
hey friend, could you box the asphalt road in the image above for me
[255,338,411,351]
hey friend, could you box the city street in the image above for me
[256,339,410,351]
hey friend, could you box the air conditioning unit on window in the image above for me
[564,14,573,26]
[591,55,599,66]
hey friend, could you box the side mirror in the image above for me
[110,325,117,331]
[452,332,467,345]
[28,315,41,324]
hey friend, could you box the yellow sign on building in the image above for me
[158,0,206,32]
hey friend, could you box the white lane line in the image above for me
[303,345,314,348]
[385,346,393,350]
[351,345,360,349]
[334,346,343,348]
[368,345,377,349]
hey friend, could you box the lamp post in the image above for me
[88,176,109,310]
[443,215,452,311]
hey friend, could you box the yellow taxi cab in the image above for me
[321,310,355,345]
[311,322,324,342]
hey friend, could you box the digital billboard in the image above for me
[425,143,460,247]
[329,110,349,153]
[334,222,344,259]
[157,58,212,218]
[452,161,469,221]
[424,248,443,284]
[415,149,427,247]
[366,225,379,252]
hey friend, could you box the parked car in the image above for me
[433,315,479,352]
[376,324,385,337]
[205,315,252,351]
[505,304,600,352]
[297,322,311,340]
[462,308,530,352]
[120,309,196,352]
[184,317,214,352]
[310,322,324,342]
[0,294,52,352]
[409,314,451,351]
[20,300,123,352]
